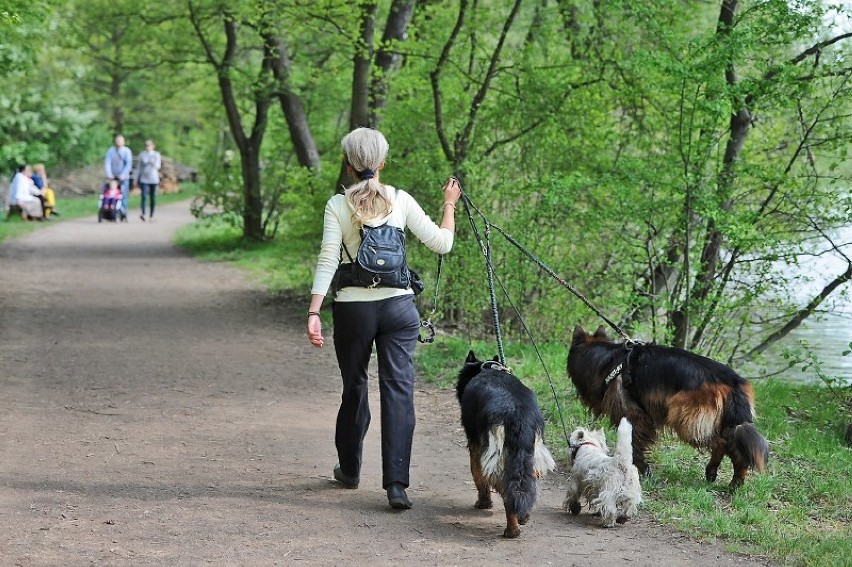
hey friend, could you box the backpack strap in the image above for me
[341,241,355,263]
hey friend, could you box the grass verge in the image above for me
[174,215,852,567]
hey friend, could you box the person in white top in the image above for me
[7,165,44,220]
[137,139,161,221]
[307,127,461,509]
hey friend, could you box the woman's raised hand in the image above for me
[443,177,461,205]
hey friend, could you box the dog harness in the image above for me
[570,441,599,460]
[482,361,511,373]
[604,362,623,385]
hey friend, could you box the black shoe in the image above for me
[386,483,412,509]
[333,464,359,489]
[51,210,60,217]
[140,215,146,222]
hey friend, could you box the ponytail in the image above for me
[346,178,392,224]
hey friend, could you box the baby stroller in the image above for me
[97,181,126,223]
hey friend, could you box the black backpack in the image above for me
[334,223,424,294]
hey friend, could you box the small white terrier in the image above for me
[563,417,642,527]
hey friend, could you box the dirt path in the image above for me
[0,204,771,566]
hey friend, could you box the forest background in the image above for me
[2,1,852,563]
[3,0,852,366]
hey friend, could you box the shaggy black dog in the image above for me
[568,325,769,487]
[456,351,555,537]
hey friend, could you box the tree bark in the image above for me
[336,1,416,190]
[350,2,377,130]
[370,0,416,127]
[332,3,379,192]
[264,33,321,169]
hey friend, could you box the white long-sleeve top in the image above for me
[311,186,454,302]
[10,173,39,203]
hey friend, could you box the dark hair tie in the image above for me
[359,168,375,180]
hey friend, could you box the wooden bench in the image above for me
[4,204,23,219]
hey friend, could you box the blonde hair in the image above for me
[341,128,392,224]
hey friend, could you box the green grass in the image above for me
[0,184,201,243]
[175,217,317,294]
[172,215,852,567]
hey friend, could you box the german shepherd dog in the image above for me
[456,351,556,538]
[568,326,769,487]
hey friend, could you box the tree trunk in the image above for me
[336,1,416,190]
[264,33,321,169]
[350,2,377,130]
[333,3,378,192]
[671,0,748,348]
[189,6,270,241]
[110,72,124,134]
[240,146,264,241]
[370,0,416,127]
[109,28,125,134]
[430,0,522,174]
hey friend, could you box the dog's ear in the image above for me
[491,355,499,362]
[572,324,587,342]
[592,325,608,339]
[465,350,478,364]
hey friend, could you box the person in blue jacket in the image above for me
[104,134,133,220]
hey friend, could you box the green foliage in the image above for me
[783,340,852,391]
[0,1,105,172]
[3,0,851,377]
[191,139,332,240]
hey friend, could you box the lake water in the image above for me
[767,226,852,385]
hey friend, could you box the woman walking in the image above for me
[307,127,461,509]
[137,139,161,221]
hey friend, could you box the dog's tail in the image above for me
[725,423,769,472]
[500,417,555,520]
[614,417,634,468]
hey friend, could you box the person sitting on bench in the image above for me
[7,164,44,221]
[32,163,59,218]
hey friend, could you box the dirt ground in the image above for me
[0,204,773,566]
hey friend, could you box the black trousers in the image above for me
[332,295,420,488]
[139,182,157,217]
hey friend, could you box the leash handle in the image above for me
[417,319,436,344]
[417,254,444,344]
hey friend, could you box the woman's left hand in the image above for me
[307,315,324,347]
